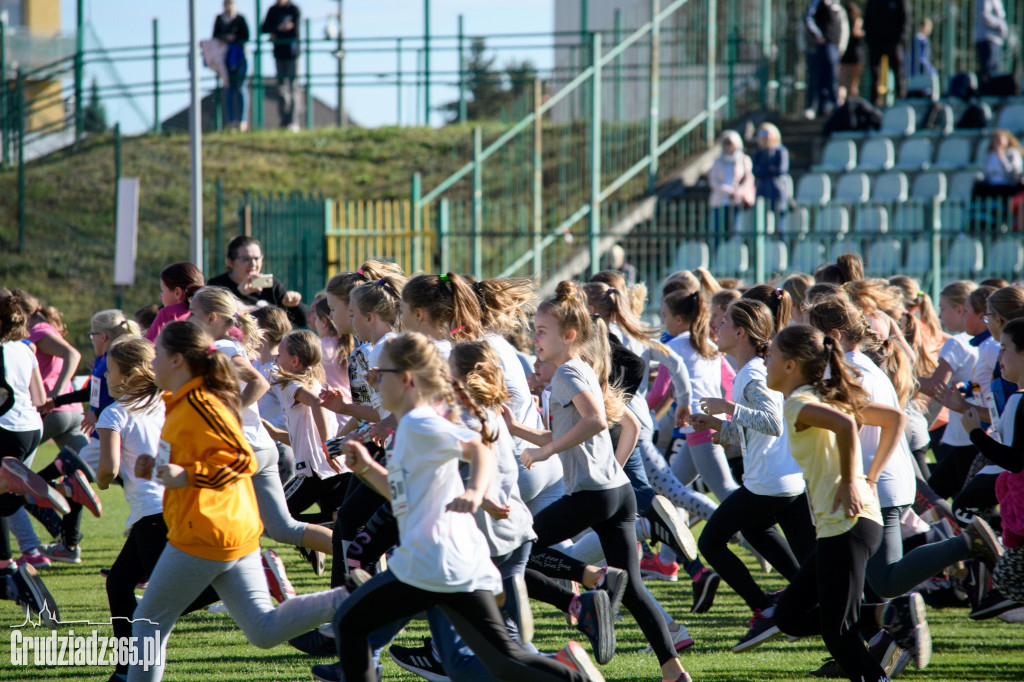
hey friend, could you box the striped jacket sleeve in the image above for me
[186,390,254,489]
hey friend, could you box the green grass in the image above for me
[3,441,1023,680]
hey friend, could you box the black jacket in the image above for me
[864,0,908,48]
[260,2,301,60]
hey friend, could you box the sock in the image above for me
[683,558,704,579]
[595,566,608,588]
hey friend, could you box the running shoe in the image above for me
[262,548,296,603]
[642,495,698,563]
[597,566,627,616]
[806,658,844,678]
[640,553,679,582]
[690,567,721,614]
[553,640,606,682]
[56,446,96,483]
[642,622,694,653]
[880,593,931,670]
[507,572,534,644]
[0,458,70,514]
[37,541,81,564]
[16,549,51,570]
[3,563,60,628]
[731,609,781,653]
[388,637,450,682]
[969,589,1020,620]
[571,589,616,665]
[866,629,902,676]
[62,469,103,517]
[964,516,1003,567]
[288,628,336,657]
[662,674,692,682]
[298,545,327,575]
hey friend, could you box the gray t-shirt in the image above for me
[550,359,630,494]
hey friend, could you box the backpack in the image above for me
[948,72,978,99]
[958,102,992,130]
[226,43,246,75]
[0,345,15,418]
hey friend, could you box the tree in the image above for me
[439,38,538,123]
[83,78,108,133]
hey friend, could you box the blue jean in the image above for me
[976,40,999,82]
[224,64,248,126]
[815,42,840,114]
[622,447,655,514]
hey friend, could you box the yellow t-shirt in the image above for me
[784,385,882,539]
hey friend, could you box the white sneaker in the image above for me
[261,548,296,603]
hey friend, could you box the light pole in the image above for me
[335,0,345,127]
[188,0,203,269]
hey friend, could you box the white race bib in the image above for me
[89,379,101,409]
[387,466,409,515]
[156,439,172,469]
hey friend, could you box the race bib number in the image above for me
[155,439,172,468]
[90,379,101,409]
[387,467,409,515]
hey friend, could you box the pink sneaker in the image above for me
[62,470,103,518]
[640,553,679,582]
[262,549,296,603]
[16,549,52,570]
[0,458,70,514]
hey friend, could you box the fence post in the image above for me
[396,39,403,124]
[152,18,161,133]
[114,123,123,307]
[216,85,224,132]
[705,0,717,147]
[754,197,766,284]
[472,126,483,279]
[438,197,451,274]
[336,1,345,127]
[17,68,25,252]
[760,0,771,109]
[305,18,313,130]
[0,17,7,167]
[930,197,942,301]
[648,0,660,194]
[423,0,431,126]
[254,0,263,130]
[457,14,466,124]
[216,178,224,269]
[943,2,955,82]
[614,9,623,123]
[728,26,737,118]
[533,77,543,281]
[411,171,423,268]
[74,0,84,142]
[589,32,602,278]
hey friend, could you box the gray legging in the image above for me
[42,410,90,453]
[865,504,969,599]
[251,442,307,547]
[670,438,740,503]
[128,546,346,681]
[636,428,718,522]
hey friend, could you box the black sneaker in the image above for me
[288,628,336,657]
[572,589,616,665]
[866,629,901,676]
[388,637,451,682]
[691,567,721,614]
[881,593,931,670]
[598,566,627,616]
[969,588,1019,620]
[298,546,327,575]
[964,516,1004,567]
[807,658,844,678]
[3,563,59,628]
[57,446,96,483]
[731,609,781,653]
[643,495,698,563]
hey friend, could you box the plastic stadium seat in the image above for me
[932,137,974,171]
[911,172,947,200]
[893,138,934,171]
[786,206,810,235]
[827,238,860,261]
[876,105,916,137]
[816,205,850,234]
[943,234,984,275]
[856,138,895,172]
[905,238,932,276]
[989,237,1024,277]
[907,72,940,102]
[735,209,776,235]
[796,173,832,204]
[867,239,903,275]
[835,173,871,202]
[975,138,990,165]
[948,170,983,200]
[856,206,889,233]
[711,237,749,277]
[674,240,709,271]
[812,140,857,172]
[871,172,909,202]
[792,240,826,274]
[892,204,927,232]
[764,240,788,274]
[996,103,1024,135]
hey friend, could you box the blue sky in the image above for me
[60,0,556,132]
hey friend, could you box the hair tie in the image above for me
[449,326,466,337]
[915,292,924,300]
[206,345,217,355]
[841,282,849,289]
[117,319,128,328]
[356,268,365,276]
[607,287,617,294]
[439,273,450,284]
[773,288,784,298]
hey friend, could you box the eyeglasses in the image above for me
[232,256,262,263]
[982,313,994,324]
[88,332,103,337]
[367,367,403,385]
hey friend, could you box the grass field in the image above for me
[2,442,1023,681]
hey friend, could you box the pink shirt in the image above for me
[146,302,191,342]
[28,321,77,413]
[320,335,352,430]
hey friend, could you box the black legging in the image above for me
[775,518,885,682]
[526,483,677,665]
[106,513,219,675]
[331,473,388,588]
[928,444,979,501]
[284,472,350,525]
[346,501,399,573]
[697,486,817,611]
[953,473,1000,530]
[333,570,591,682]
[0,427,42,561]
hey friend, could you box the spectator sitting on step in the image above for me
[973,129,1024,198]
[206,235,310,328]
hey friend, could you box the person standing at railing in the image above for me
[839,2,866,100]
[708,130,755,237]
[261,0,302,132]
[975,0,1009,85]
[804,0,846,118]
[751,123,791,235]
[214,0,250,132]
[907,18,938,89]
[864,0,909,106]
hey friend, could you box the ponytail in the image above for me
[663,290,715,359]
[773,325,868,419]
[741,284,792,333]
[401,273,483,342]
[158,321,243,424]
[583,281,658,348]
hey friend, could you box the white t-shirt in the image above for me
[364,331,397,421]
[974,336,999,424]
[432,338,452,360]
[730,358,804,497]
[938,333,979,446]
[213,339,275,451]
[254,358,287,430]
[96,400,166,526]
[0,341,43,433]
[847,351,916,507]
[667,332,721,433]
[280,379,342,479]
[387,406,502,594]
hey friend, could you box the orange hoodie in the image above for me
[161,376,263,561]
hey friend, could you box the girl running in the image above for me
[128,320,348,682]
[328,331,605,682]
[400,272,483,358]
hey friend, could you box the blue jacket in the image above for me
[752,146,791,203]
